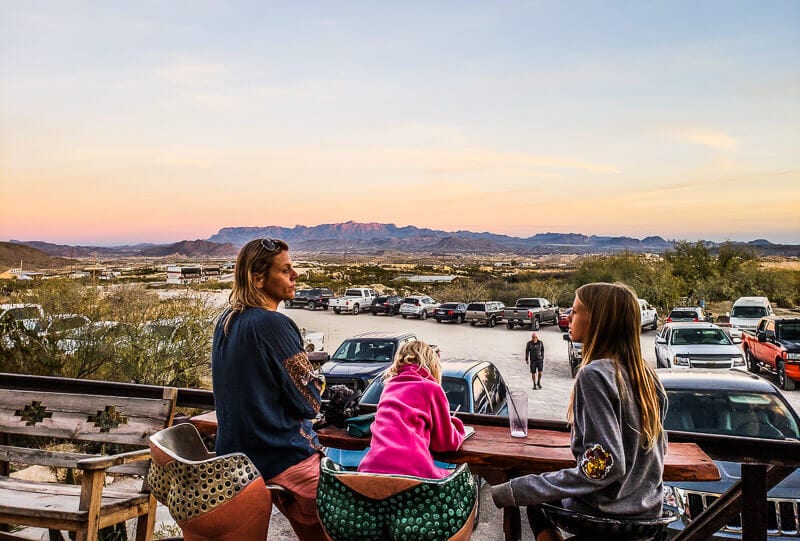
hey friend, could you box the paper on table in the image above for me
[462,425,475,440]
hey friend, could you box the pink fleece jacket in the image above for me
[358,364,466,479]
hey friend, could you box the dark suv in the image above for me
[320,332,418,396]
[370,295,404,316]
[660,370,800,539]
[285,288,334,310]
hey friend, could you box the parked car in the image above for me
[285,288,334,310]
[329,288,378,315]
[301,328,325,352]
[0,303,46,333]
[43,314,92,354]
[741,316,800,390]
[666,306,711,323]
[562,333,583,378]
[503,298,559,330]
[399,296,439,320]
[729,296,774,338]
[434,302,468,324]
[370,295,404,316]
[654,322,745,370]
[465,301,505,328]
[325,357,510,469]
[557,308,572,332]
[320,332,419,396]
[660,370,800,539]
[638,299,659,331]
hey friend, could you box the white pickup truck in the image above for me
[328,288,378,315]
[639,299,658,330]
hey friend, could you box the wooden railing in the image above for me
[2,372,799,541]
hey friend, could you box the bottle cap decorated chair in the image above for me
[539,502,678,541]
[148,423,281,541]
[317,456,477,541]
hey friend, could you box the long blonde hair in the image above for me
[567,282,664,451]
[383,340,442,383]
[223,238,289,334]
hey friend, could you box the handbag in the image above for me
[345,412,376,438]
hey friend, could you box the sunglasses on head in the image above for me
[260,238,283,252]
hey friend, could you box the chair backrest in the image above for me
[317,457,476,541]
[148,423,272,540]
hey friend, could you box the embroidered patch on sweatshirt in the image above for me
[580,444,614,480]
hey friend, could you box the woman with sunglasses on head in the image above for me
[212,238,328,539]
[491,282,667,541]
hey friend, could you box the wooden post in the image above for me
[741,464,768,541]
[76,469,104,541]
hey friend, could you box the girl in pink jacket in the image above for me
[358,340,467,479]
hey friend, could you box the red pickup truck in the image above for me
[741,316,800,390]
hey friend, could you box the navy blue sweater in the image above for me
[212,307,322,480]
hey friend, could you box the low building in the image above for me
[166,266,203,284]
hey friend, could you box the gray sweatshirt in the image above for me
[492,358,667,518]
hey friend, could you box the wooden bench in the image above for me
[0,386,177,541]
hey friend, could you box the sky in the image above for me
[1,1,798,246]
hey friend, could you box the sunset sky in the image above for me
[1,1,798,246]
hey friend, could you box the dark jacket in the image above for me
[212,307,323,480]
[526,340,545,363]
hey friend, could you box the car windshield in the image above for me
[671,328,731,346]
[731,306,768,318]
[361,376,468,413]
[439,303,459,309]
[372,297,387,304]
[403,298,419,305]
[48,316,88,333]
[777,322,800,341]
[295,290,312,297]
[331,339,396,362]
[344,289,362,296]
[516,299,541,308]
[6,307,41,320]
[665,390,800,440]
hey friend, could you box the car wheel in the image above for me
[507,321,514,330]
[532,318,540,331]
[655,352,663,369]
[570,358,580,378]
[420,311,427,320]
[459,315,465,324]
[488,317,495,328]
[352,304,360,315]
[746,349,760,373]
[323,304,329,310]
[470,321,476,327]
[306,301,316,310]
[402,314,408,319]
[650,315,658,331]
[333,308,341,314]
[779,361,796,391]
[372,311,378,316]
[284,301,292,308]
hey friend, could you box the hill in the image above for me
[139,240,238,257]
[0,241,74,270]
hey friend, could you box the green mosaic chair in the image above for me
[317,456,477,541]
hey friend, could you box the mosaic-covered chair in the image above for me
[148,423,279,541]
[317,456,477,541]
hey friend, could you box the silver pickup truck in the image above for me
[503,297,559,330]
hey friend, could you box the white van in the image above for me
[728,296,773,337]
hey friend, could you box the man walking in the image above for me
[525,332,544,389]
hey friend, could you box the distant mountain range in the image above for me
[7,222,800,261]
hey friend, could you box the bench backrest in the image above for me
[0,387,177,446]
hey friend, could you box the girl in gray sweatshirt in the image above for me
[491,282,667,539]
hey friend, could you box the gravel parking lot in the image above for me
[202,296,800,540]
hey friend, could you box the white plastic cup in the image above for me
[509,391,528,438]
